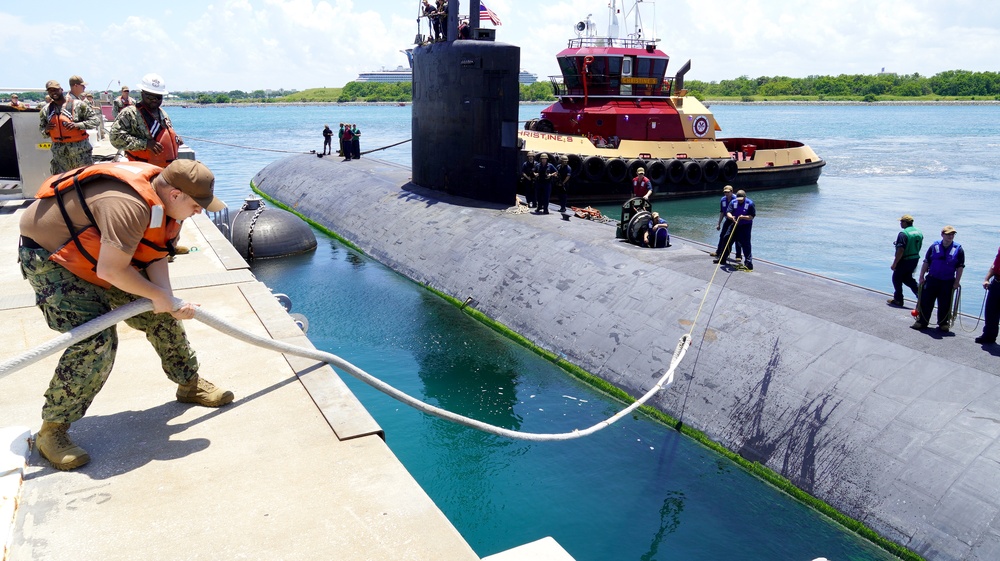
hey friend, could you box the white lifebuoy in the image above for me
[692,115,710,138]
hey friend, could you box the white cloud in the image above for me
[2,0,997,92]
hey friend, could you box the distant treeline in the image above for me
[338,82,412,102]
[686,70,1000,99]
[11,70,995,105]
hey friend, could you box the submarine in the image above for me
[249,2,999,560]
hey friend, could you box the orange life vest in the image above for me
[35,162,181,288]
[46,99,89,143]
[125,106,179,167]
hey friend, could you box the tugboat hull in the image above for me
[518,130,825,204]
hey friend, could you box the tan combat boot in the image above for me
[36,422,90,470]
[176,376,234,407]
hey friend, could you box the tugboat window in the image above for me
[559,57,581,89]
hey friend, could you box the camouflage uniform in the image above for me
[112,94,135,119]
[19,246,199,424]
[110,104,174,153]
[38,99,100,174]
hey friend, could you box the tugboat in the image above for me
[518,1,824,203]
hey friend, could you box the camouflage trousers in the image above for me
[19,246,199,423]
[50,139,94,175]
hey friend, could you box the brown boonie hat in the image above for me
[723,185,733,192]
[45,80,61,90]
[69,75,86,87]
[941,225,957,235]
[899,214,914,223]
[160,160,226,212]
[736,189,747,198]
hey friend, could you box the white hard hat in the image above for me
[137,73,168,96]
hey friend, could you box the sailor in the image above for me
[67,75,87,102]
[976,237,1000,345]
[520,152,537,208]
[716,189,755,270]
[111,73,183,168]
[433,0,447,41]
[632,167,652,201]
[888,214,923,307]
[18,160,232,470]
[351,124,361,159]
[644,211,670,248]
[322,124,333,155]
[39,79,100,174]
[533,153,557,215]
[7,93,25,109]
[555,155,572,212]
[112,85,135,119]
[341,124,354,161]
[421,0,436,40]
[711,185,742,263]
[912,225,964,331]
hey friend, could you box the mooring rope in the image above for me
[183,136,313,154]
[0,298,691,442]
[182,136,412,157]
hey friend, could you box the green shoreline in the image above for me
[251,180,924,561]
[164,99,1000,108]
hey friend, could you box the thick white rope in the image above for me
[0,299,690,442]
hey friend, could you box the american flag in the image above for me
[480,2,502,25]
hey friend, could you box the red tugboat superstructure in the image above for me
[519,2,824,203]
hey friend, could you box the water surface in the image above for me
[167,103,994,559]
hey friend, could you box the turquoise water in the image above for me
[166,104,999,560]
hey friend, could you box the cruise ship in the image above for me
[355,66,412,83]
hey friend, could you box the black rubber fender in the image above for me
[665,159,685,183]
[721,159,739,182]
[683,160,703,185]
[702,159,721,183]
[626,159,645,179]
[646,160,667,185]
[605,158,628,183]
[567,154,584,177]
[534,119,555,133]
[583,156,606,181]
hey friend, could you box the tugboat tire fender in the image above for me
[524,119,538,131]
[567,154,585,177]
[665,159,685,183]
[534,119,555,133]
[683,160,703,185]
[605,158,628,183]
[646,160,668,185]
[626,159,645,179]
[721,159,739,182]
[701,159,721,183]
[583,156,606,181]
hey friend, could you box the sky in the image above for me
[2,0,998,93]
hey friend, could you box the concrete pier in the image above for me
[253,154,1000,561]
[0,199,570,560]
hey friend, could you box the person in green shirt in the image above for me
[889,214,923,306]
